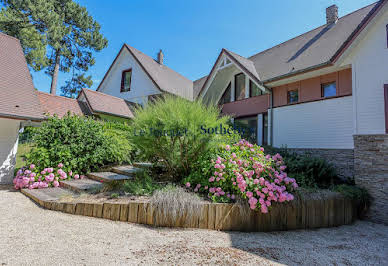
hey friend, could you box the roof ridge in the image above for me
[248,1,379,60]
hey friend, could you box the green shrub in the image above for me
[332,184,371,218]
[102,121,133,164]
[26,114,131,174]
[263,147,339,189]
[285,153,338,188]
[130,95,239,181]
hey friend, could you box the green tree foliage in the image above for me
[0,0,108,97]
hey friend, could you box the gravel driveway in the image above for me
[0,185,387,266]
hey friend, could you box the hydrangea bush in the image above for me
[13,163,84,190]
[184,140,298,213]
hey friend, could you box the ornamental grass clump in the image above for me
[184,140,298,214]
[130,95,238,181]
[150,185,203,225]
[13,163,84,190]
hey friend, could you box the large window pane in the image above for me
[235,73,246,101]
[249,80,262,97]
[234,116,257,144]
[219,83,231,105]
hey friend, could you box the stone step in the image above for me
[133,162,153,168]
[60,178,103,193]
[87,171,133,182]
[111,165,142,177]
[21,187,74,203]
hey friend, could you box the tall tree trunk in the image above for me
[50,51,60,95]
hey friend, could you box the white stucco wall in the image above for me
[0,118,21,184]
[341,4,388,134]
[272,96,354,149]
[98,48,161,105]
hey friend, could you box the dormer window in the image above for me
[121,68,132,92]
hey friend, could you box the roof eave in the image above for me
[0,113,44,122]
[262,61,333,84]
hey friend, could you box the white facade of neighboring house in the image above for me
[98,47,161,105]
[97,44,194,105]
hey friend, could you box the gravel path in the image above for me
[1,185,387,266]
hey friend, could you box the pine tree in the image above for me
[0,0,108,97]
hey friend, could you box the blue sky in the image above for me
[33,0,377,94]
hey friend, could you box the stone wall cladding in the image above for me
[354,134,388,225]
[288,148,354,180]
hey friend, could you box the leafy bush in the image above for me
[183,140,298,213]
[263,147,339,189]
[130,95,239,181]
[13,163,84,190]
[102,121,133,165]
[332,184,371,218]
[26,114,131,174]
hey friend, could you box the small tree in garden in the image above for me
[130,95,238,181]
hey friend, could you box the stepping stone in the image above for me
[87,171,133,182]
[21,187,74,202]
[111,165,142,177]
[133,162,153,168]
[60,178,103,193]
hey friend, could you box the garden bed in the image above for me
[21,188,357,232]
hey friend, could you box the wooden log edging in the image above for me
[21,189,357,232]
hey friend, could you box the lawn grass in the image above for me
[15,143,33,169]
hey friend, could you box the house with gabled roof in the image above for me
[195,1,385,179]
[97,44,194,104]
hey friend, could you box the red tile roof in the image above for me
[37,91,89,118]
[80,88,134,119]
[0,32,44,121]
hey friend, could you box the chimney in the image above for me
[157,49,164,65]
[326,5,338,24]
